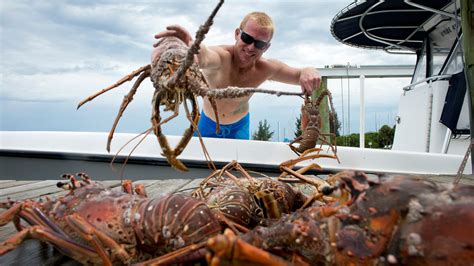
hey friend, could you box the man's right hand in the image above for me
[154,25,193,47]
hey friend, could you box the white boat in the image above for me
[330,0,472,173]
[0,0,471,179]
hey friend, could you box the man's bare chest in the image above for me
[228,69,270,88]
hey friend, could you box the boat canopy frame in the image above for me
[331,0,460,53]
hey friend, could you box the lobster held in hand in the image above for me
[76,0,303,172]
[76,0,226,172]
[291,89,338,155]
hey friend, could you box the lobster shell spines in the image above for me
[132,194,221,254]
[205,185,259,226]
[255,179,300,219]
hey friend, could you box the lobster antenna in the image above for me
[167,0,225,88]
[106,68,151,152]
[77,65,151,109]
[183,98,217,171]
[110,127,153,182]
[118,128,155,182]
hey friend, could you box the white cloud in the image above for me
[271,42,415,68]
[1,0,416,135]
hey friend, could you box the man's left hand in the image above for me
[299,67,321,95]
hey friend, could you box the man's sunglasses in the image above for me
[239,29,269,49]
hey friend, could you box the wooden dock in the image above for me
[1,174,474,265]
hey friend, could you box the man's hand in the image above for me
[299,67,321,95]
[154,25,193,47]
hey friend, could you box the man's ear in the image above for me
[234,28,240,41]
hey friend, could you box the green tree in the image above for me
[378,125,395,148]
[335,124,395,148]
[365,132,381,148]
[252,119,274,141]
[294,114,302,138]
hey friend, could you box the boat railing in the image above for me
[402,74,453,91]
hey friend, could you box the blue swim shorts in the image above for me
[194,111,250,140]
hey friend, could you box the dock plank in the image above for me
[144,179,192,196]
[1,181,70,201]
[0,180,39,189]
[0,180,59,198]
[177,178,203,193]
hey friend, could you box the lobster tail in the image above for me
[133,194,221,255]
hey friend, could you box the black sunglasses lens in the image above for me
[240,32,254,44]
[254,41,266,49]
[240,31,267,49]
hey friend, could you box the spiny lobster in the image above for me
[279,89,340,179]
[192,160,310,229]
[77,0,303,172]
[0,163,333,265]
[0,173,222,265]
[76,1,225,172]
[205,172,474,265]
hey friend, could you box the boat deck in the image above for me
[1,174,474,264]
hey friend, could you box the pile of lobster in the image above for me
[2,164,474,265]
[4,0,473,264]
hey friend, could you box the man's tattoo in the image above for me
[232,100,249,115]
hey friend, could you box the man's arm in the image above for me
[268,59,321,95]
[154,25,222,69]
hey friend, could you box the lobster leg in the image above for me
[278,163,323,181]
[4,202,214,264]
[282,148,337,169]
[288,135,304,155]
[2,200,76,242]
[0,202,52,231]
[279,147,324,175]
[65,213,132,265]
[57,173,82,191]
[185,95,217,171]
[133,242,207,266]
[172,94,200,158]
[206,229,293,266]
[76,172,92,185]
[77,64,151,109]
[279,166,328,189]
[208,97,221,134]
[151,92,188,171]
[153,92,201,171]
[106,68,151,152]
[0,225,99,262]
[318,132,340,163]
[218,160,258,188]
[0,202,23,227]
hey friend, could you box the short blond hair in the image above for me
[239,12,274,38]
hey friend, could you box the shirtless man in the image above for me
[154,11,321,139]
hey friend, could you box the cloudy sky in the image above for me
[1,0,415,141]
